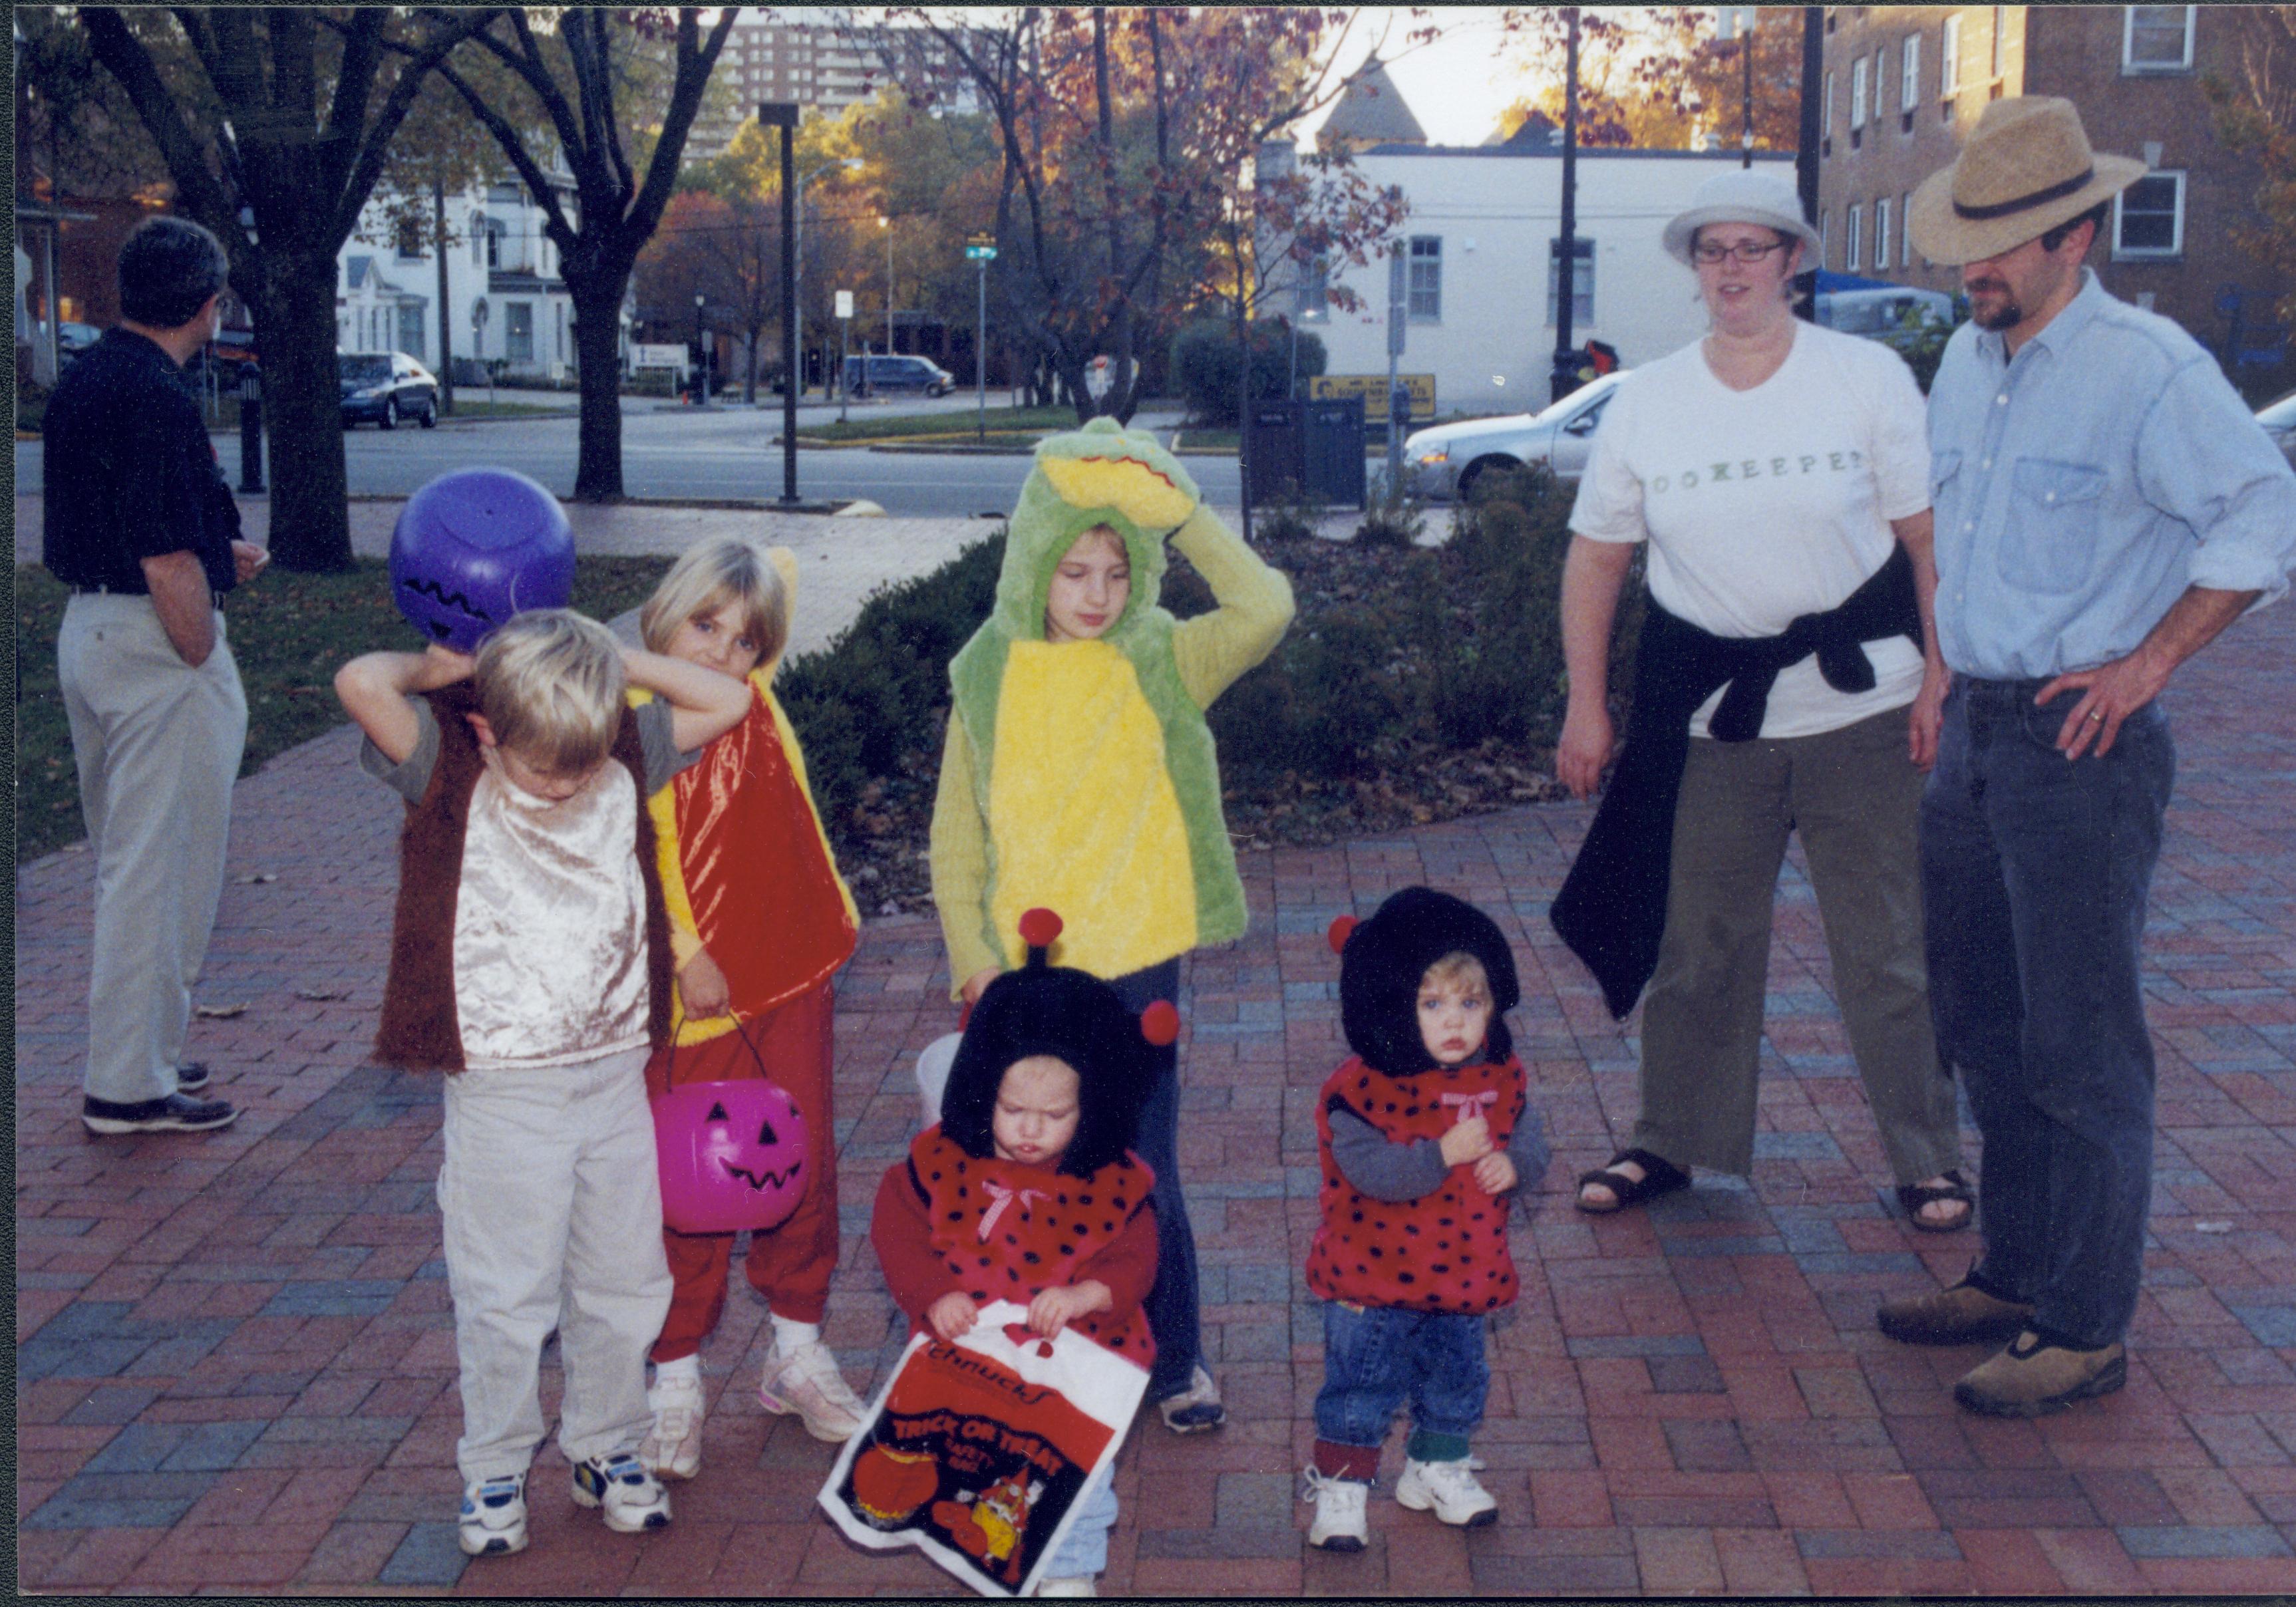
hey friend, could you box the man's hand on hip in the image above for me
[2039,584,2260,760]
[140,549,217,668]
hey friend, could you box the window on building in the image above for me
[1546,237,1594,327]
[471,213,488,267]
[1822,69,1835,155]
[1851,55,1869,128]
[1847,202,1864,271]
[395,220,422,261]
[398,303,425,361]
[1992,7,2009,78]
[1821,208,1831,269]
[1941,15,1961,97]
[1407,235,1442,321]
[1294,255,1330,323]
[506,299,534,361]
[1902,191,1915,265]
[1901,33,1921,110]
[2114,171,2185,257]
[1875,197,1893,271]
[2123,6,2195,72]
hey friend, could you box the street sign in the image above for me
[965,232,997,261]
[1313,372,1434,425]
[835,289,854,320]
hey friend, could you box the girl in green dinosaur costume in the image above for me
[929,416,1294,1431]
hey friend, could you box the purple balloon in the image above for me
[389,468,575,652]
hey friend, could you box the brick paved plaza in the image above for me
[15,558,2296,1594]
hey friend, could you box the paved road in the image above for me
[13,398,1239,518]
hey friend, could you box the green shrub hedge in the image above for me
[1168,319,1327,426]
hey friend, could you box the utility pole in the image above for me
[1794,5,1824,321]
[967,233,996,444]
[1742,9,1756,169]
[1550,6,1583,404]
[762,100,800,504]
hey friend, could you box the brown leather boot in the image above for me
[1953,1331,2127,1418]
[1875,1276,2033,1347]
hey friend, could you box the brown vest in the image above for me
[374,682,675,1070]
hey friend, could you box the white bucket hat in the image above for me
[1661,168,1821,267]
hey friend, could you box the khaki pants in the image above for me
[58,593,247,1106]
[1633,707,1961,1185]
[438,1046,672,1483]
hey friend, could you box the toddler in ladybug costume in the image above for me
[1301,887,1550,1552]
[872,908,1169,1597]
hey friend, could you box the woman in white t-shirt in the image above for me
[1553,169,1969,1231]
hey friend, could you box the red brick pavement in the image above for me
[16,608,2296,1595]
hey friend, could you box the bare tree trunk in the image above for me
[568,277,627,502]
[255,254,356,571]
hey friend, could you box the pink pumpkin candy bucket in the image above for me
[651,1024,810,1234]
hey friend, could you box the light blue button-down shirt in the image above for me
[1927,269,2296,679]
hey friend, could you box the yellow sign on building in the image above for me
[1310,373,1436,424]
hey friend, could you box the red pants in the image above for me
[646,980,838,1363]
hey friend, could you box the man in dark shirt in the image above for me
[46,215,269,1135]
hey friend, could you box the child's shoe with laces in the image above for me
[457,1472,529,1556]
[757,1339,868,1442]
[641,1371,705,1480]
[572,1450,671,1533]
[1394,1456,1497,1527]
[1301,1467,1370,1551]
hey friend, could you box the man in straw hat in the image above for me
[1876,96,2296,1417]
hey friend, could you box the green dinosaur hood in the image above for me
[983,416,1203,643]
[948,416,1244,971]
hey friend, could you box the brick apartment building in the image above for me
[1818,5,2292,386]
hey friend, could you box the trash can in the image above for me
[1302,396,1367,510]
[1243,400,1305,506]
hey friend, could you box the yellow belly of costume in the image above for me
[987,640,1198,977]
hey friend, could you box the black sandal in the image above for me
[1575,1149,1691,1215]
[1896,1170,1974,1233]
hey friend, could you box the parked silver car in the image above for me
[2255,389,2296,471]
[1400,370,1626,502]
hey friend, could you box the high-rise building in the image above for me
[688,11,979,159]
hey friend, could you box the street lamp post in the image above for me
[760,100,800,504]
[792,157,864,404]
[693,292,707,405]
[1740,9,1756,169]
[1549,5,1584,404]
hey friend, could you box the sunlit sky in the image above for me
[1303,8,1533,150]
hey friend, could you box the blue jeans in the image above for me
[1920,678,2174,1348]
[1041,1467,1118,1580]
[1107,960,1202,1401]
[1315,1302,1488,1466]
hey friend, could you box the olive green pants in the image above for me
[1632,706,1961,1185]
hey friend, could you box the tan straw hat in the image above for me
[1907,96,2148,265]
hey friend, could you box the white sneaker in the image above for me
[1035,1576,1096,1596]
[1302,1467,1369,1552]
[758,1340,868,1442]
[641,1372,705,1481]
[1154,1364,1226,1434]
[457,1472,528,1556]
[1394,1456,1496,1527]
[572,1451,671,1533]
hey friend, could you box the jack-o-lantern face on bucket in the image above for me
[852,1443,940,1528]
[653,1078,809,1235]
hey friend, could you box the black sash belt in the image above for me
[1550,542,1923,1019]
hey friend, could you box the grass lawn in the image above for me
[796,403,1081,444]
[13,555,673,863]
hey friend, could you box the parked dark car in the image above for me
[842,353,954,397]
[339,351,439,429]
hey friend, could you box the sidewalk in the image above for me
[15,595,2296,1594]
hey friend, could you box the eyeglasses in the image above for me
[1691,239,1790,265]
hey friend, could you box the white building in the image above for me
[1283,137,1799,418]
[337,177,631,380]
